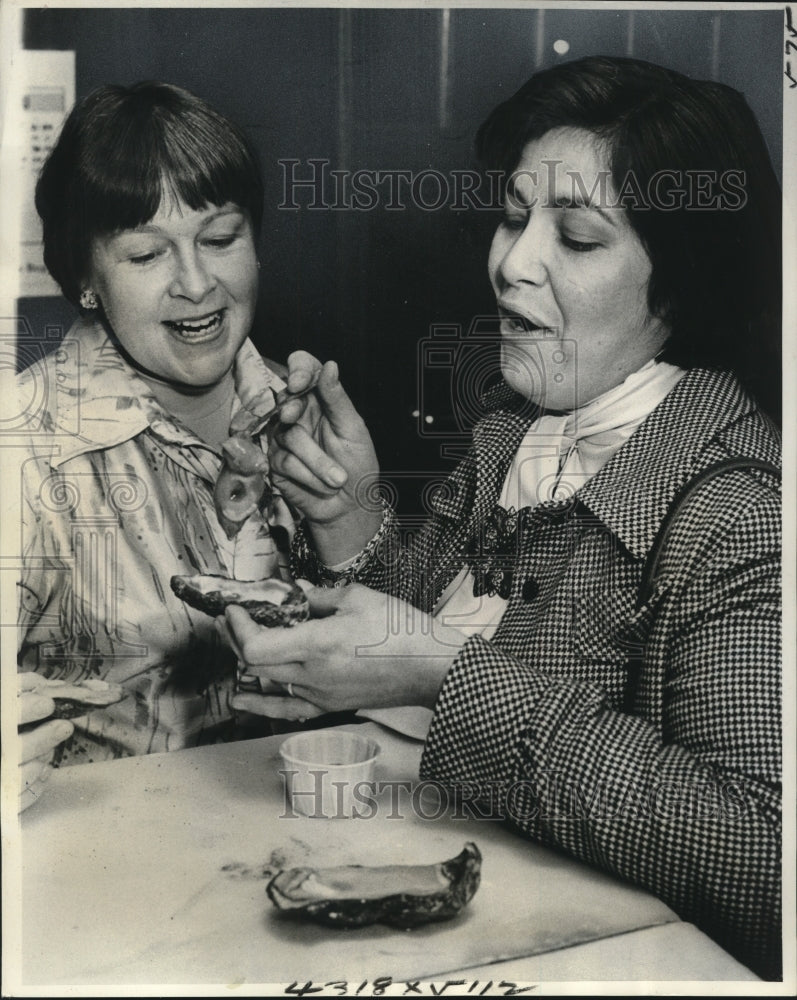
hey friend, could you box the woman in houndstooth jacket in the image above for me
[224,58,782,979]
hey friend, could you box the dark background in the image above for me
[19,6,784,509]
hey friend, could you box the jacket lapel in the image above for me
[576,368,757,561]
[419,382,533,606]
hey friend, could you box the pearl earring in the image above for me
[79,289,98,310]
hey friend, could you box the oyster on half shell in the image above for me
[170,575,309,627]
[266,842,482,928]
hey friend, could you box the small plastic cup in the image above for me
[278,730,381,818]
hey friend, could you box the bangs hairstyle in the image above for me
[476,56,782,423]
[35,81,264,308]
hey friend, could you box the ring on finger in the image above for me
[286,682,295,698]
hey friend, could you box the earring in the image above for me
[79,289,98,310]
[256,260,262,270]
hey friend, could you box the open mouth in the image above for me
[498,307,556,337]
[164,309,225,341]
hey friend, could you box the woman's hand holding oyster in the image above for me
[172,354,380,631]
[266,354,383,567]
[171,371,325,629]
[18,673,125,811]
[223,583,467,721]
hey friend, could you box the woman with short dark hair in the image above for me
[17,82,293,783]
[35,80,265,311]
[475,55,781,420]
[226,57,782,978]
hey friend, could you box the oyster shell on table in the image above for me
[170,574,309,627]
[266,842,482,928]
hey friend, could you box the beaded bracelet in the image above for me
[289,502,395,588]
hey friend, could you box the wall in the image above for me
[20,6,784,504]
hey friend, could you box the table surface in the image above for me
[11,721,759,990]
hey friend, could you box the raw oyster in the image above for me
[214,372,321,539]
[212,436,271,540]
[170,574,309,627]
[266,842,481,928]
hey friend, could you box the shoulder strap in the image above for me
[636,457,780,610]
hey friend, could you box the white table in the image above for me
[10,722,759,991]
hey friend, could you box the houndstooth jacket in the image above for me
[292,366,781,979]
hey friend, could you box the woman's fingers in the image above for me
[19,756,54,812]
[304,586,349,618]
[225,603,275,659]
[272,353,324,429]
[225,604,315,667]
[285,351,323,393]
[268,357,378,537]
[20,719,73,764]
[18,683,74,813]
[18,674,124,710]
[230,691,323,720]
[224,596,349,712]
[238,662,303,686]
[226,593,345,658]
[270,424,347,491]
[19,672,51,693]
[19,692,57,726]
[215,616,244,662]
[275,395,312,427]
[18,672,74,695]
[20,754,52,788]
[236,676,286,695]
[315,362,374,442]
[280,359,366,442]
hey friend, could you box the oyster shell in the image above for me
[50,678,126,719]
[266,842,481,928]
[19,677,127,722]
[170,574,309,627]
